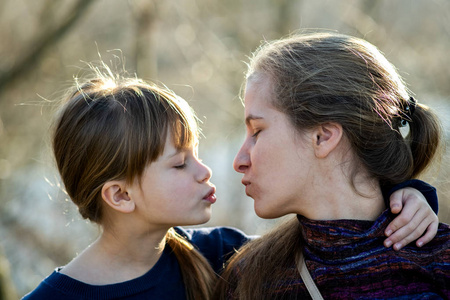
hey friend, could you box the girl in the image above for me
[24,64,440,299]
[217,32,449,299]
[23,70,248,299]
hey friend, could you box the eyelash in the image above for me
[174,162,186,169]
[252,130,261,138]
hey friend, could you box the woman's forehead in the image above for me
[244,76,274,111]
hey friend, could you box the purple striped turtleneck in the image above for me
[280,209,450,299]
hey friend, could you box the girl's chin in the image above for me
[175,209,211,226]
[195,210,212,225]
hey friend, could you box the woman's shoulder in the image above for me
[427,222,450,252]
[413,222,450,254]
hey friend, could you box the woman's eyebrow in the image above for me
[245,114,263,126]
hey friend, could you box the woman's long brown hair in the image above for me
[52,66,215,299]
[215,217,302,300]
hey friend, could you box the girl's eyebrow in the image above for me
[165,149,181,159]
[245,114,263,126]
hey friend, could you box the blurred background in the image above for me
[0,0,449,298]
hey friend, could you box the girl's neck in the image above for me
[60,227,168,285]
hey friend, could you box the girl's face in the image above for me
[129,132,216,228]
[233,74,316,219]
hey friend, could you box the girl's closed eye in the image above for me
[174,161,186,169]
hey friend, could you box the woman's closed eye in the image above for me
[252,130,261,138]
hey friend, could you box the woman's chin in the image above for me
[254,204,281,219]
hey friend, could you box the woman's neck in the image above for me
[60,226,168,285]
[299,169,386,221]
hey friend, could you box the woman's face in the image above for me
[233,74,317,219]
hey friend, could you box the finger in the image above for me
[390,212,436,250]
[416,219,439,247]
[384,209,425,247]
[384,224,417,249]
[392,219,428,251]
[388,190,404,215]
[385,206,418,237]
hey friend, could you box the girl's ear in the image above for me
[101,180,135,214]
[313,122,343,158]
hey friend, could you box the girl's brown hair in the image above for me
[53,67,214,299]
[215,32,442,299]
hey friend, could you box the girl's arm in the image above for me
[385,184,438,250]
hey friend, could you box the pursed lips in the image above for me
[241,179,252,196]
[203,186,217,203]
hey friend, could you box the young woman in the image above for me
[216,32,449,299]
[23,63,440,299]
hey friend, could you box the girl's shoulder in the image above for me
[23,246,187,300]
[174,226,256,272]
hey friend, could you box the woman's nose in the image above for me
[233,142,251,173]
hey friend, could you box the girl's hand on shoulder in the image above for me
[384,187,438,250]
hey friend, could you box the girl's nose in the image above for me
[197,160,212,183]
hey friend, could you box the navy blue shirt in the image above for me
[22,227,250,300]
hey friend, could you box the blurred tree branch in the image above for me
[0,0,96,96]
[273,0,299,36]
[130,0,158,79]
[0,247,17,300]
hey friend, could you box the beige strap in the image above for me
[296,251,324,300]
